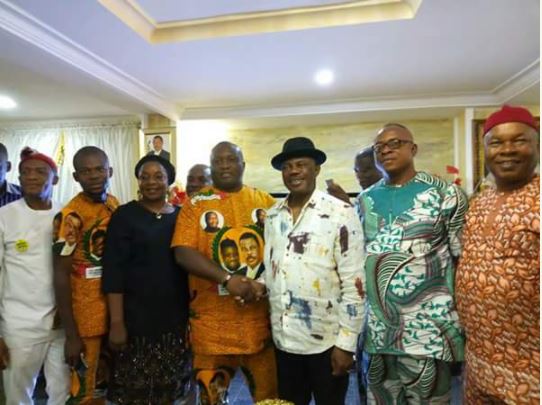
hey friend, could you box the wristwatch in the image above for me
[221,273,233,288]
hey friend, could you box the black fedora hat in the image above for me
[271,137,327,170]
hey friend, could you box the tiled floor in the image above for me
[228,370,361,405]
[3,368,462,404]
[229,370,463,404]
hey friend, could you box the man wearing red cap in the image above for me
[0,148,70,403]
[456,105,540,403]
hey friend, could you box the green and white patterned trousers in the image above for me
[366,354,452,405]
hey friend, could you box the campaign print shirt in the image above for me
[171,185,275,355]
[264,190,365,354]
[52,192,119,337]
[357,172,468,360]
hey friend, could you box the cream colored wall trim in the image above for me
[0,115,140,130]
[98,0,423,43]
[98,0,155,42]
[0,0,180,121]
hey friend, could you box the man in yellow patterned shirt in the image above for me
[53,146,119,404]
[172,142,277,405]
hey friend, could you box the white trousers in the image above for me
[2,336,70,405]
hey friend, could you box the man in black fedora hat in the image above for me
[262,136,366,405]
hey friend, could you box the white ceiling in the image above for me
[0,0,539,123]
[0,29,152,121]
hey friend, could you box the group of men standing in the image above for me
[0,104,538,405]
[0,145,120,403]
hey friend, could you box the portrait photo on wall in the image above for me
[213,226,265,295]
[144,132,172,161]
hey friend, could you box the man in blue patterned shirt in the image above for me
[0,143,22,207]
[357,124,468,404]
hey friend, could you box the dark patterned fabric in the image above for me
[107,333,193,404]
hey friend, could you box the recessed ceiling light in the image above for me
[314,69,334,86]
[0,95,16,110]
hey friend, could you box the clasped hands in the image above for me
[226,275,267,304]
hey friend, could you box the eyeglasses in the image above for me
[373,139,413,153]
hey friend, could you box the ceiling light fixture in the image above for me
[314,69,334,86]
[0,95,16,110]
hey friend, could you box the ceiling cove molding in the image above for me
[0,0,180,121]
[493,59,540,103]
[181,62,540,120]
[98,0,423,43]
[181,93,498,120]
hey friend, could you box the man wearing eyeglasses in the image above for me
[357,123,468,403]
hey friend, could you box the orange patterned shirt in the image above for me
[53,192,119,338]
[171,185,275,355]
[456,175,540,404]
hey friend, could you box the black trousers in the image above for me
[276,348,349,405]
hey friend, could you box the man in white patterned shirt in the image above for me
[263,137,366,405]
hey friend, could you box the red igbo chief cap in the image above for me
[484,105,539,135]
[19,147,58,174]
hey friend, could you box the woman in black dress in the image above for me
[102,155,193,404]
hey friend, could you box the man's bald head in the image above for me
[376,123,414,142]
[186,163,212,196]
[188,164,211,176]
[210,141,245,192]
[355,146,374,161]
[211,142,244,162]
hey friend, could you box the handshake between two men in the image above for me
[224,274,267,305]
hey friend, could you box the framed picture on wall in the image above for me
[142,131,174,162]
[472,119,487,191]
